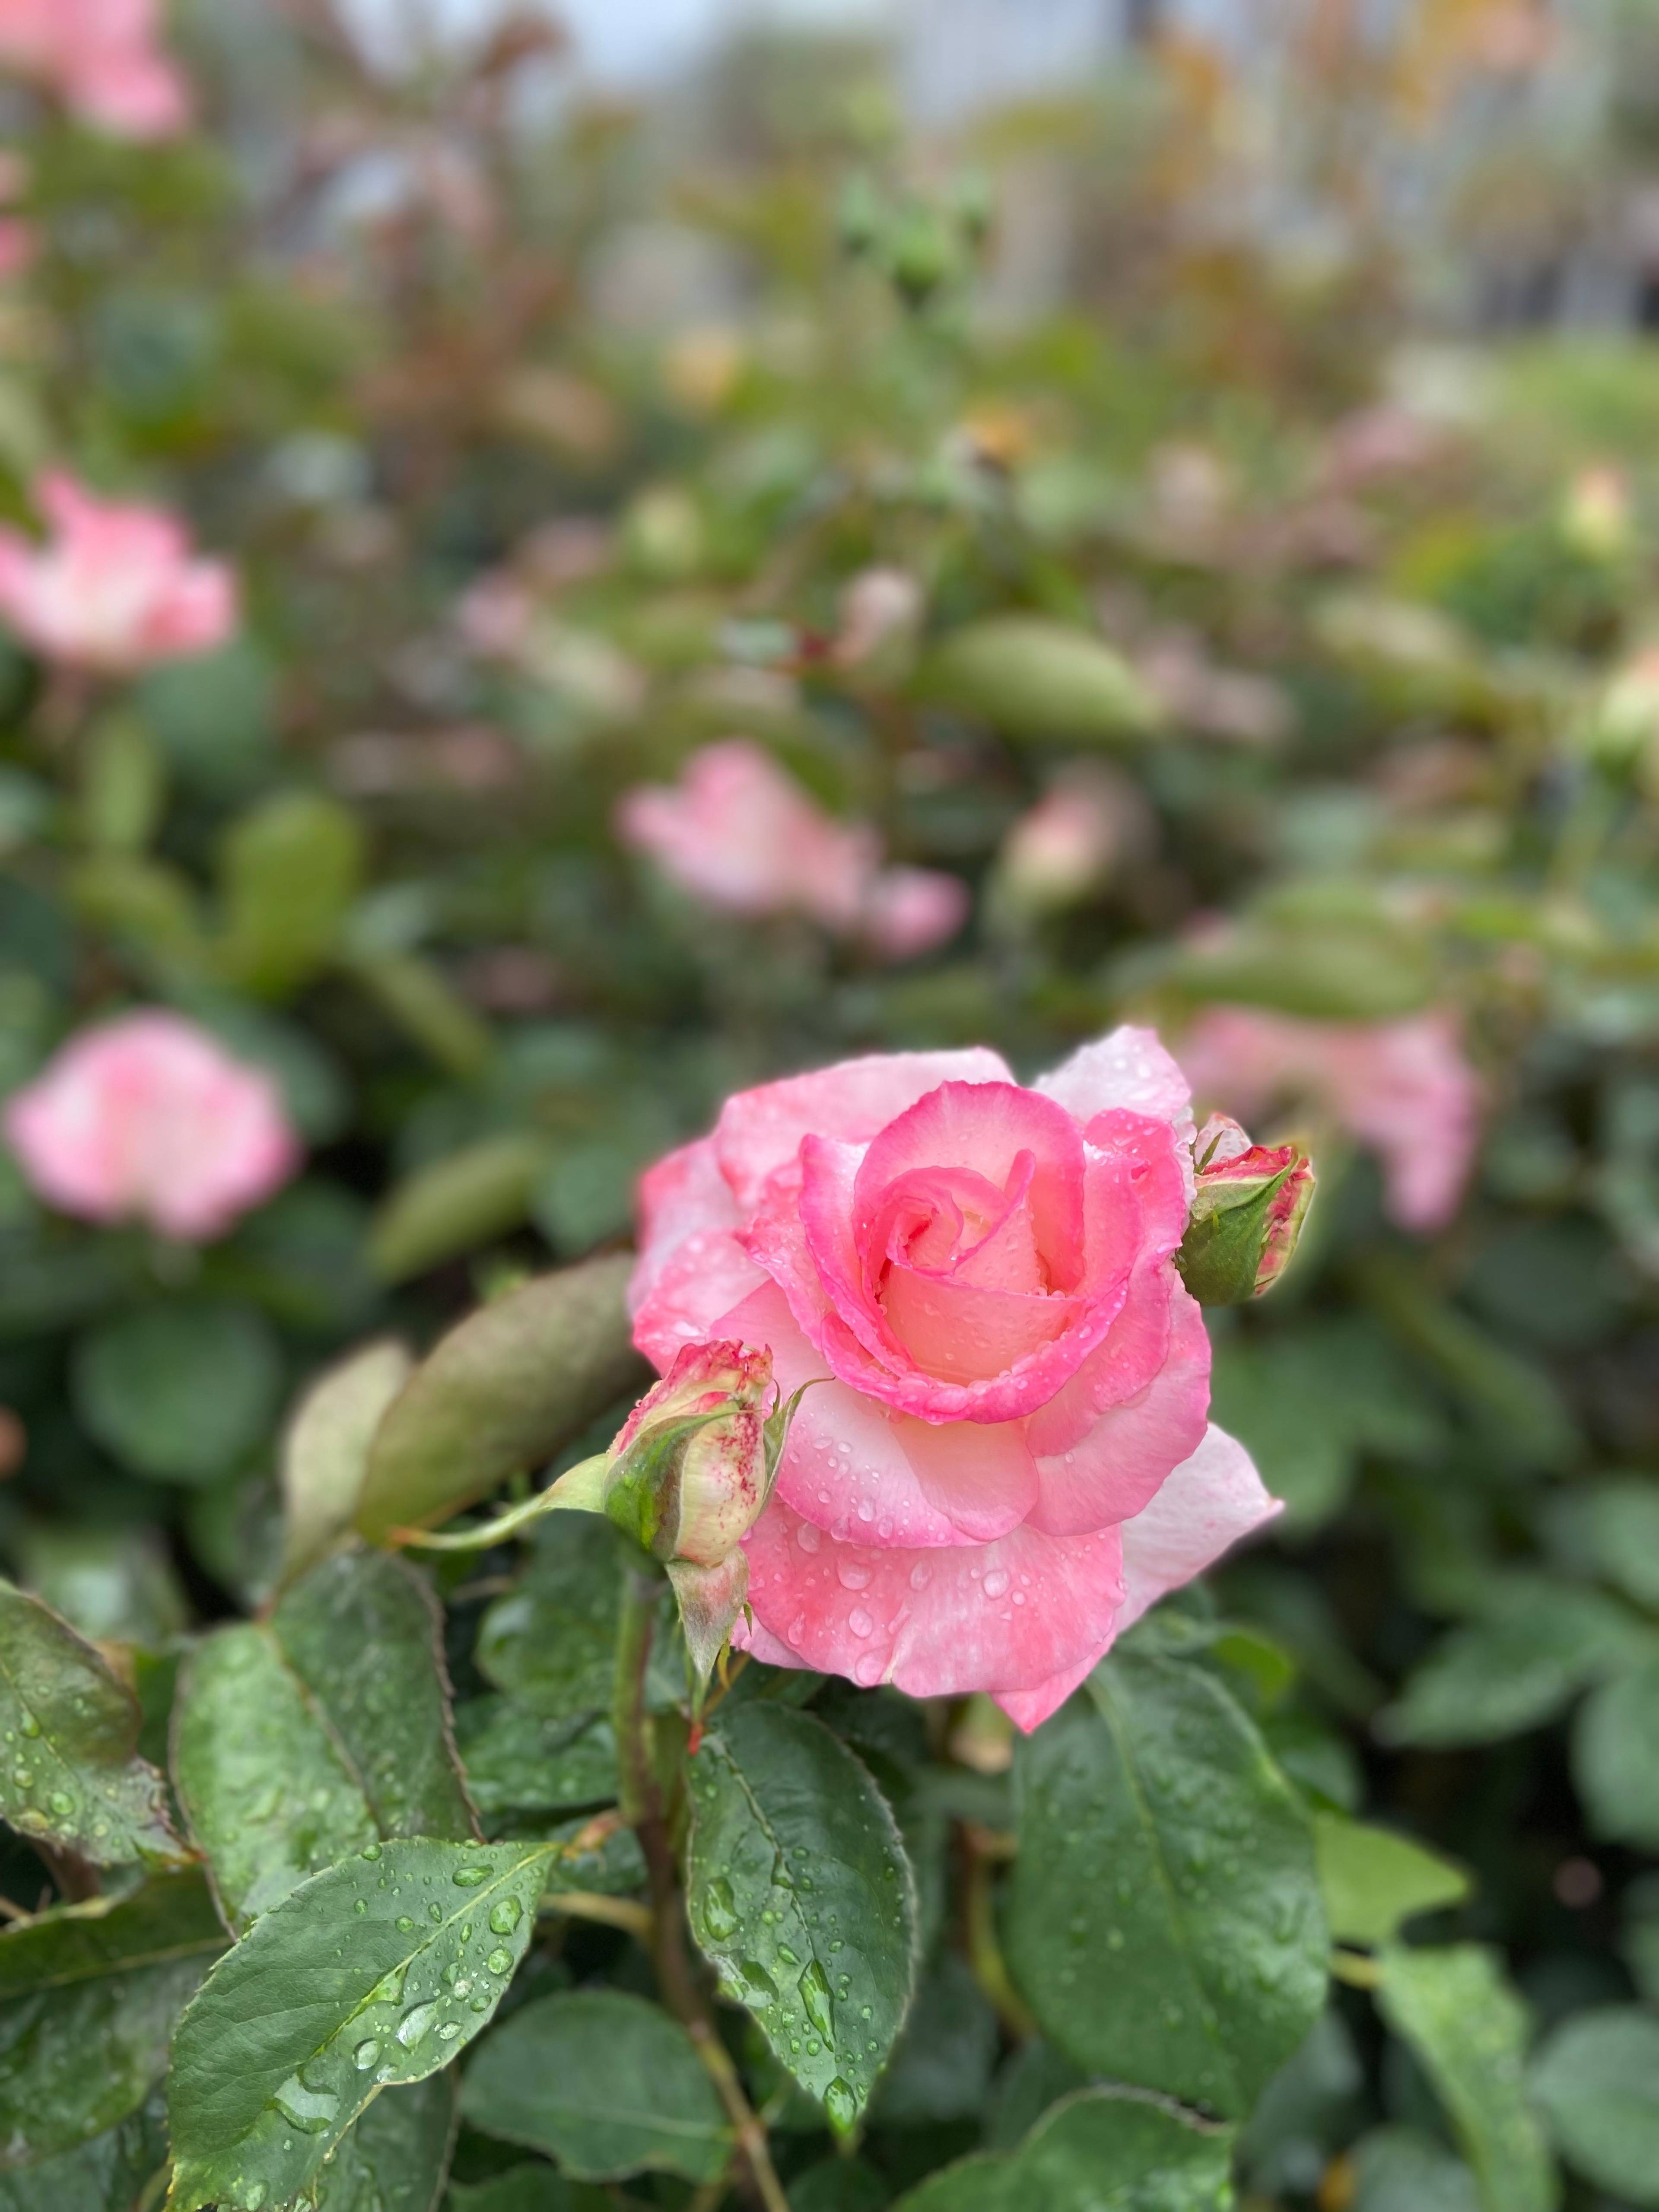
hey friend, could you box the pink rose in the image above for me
[0,0,190,139]
[617,739,967,962]
[862,867,969,963]
[0,472,236,676]
[1178,1006,1479,1232]
[4,1011,300,1241]
[629,1029,1279,1728]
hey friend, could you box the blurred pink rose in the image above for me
[0,219,33,280]
[630,1028,1278,1727]
[0,472,235,674]
[1179,1006,1478,1232]
[619,741,874,931]
[0,0,190,138]
[4,1011,299,1241]
[862,867,969,963]
[998,772,1144,914]
[618,740,967,961]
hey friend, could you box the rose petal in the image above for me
[1027,1274,1211,1535]
[994,1421,1279,1731]
[714,1283,975,1548]
[1039,1025,1196,1194]
[632,1136,742,1310]
[995,1656,1100,1732]
[714,1048,1012,1213]
[852,1081,1086,1291]
[1115,1422,1281,1633]
[737,1497,1125,1699]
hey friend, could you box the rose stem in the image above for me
[612,1561,793,2212]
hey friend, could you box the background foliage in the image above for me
[2,2,1659,2208]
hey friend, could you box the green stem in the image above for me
[611,1561,791,2212]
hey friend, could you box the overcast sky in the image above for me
[341,0,892,85]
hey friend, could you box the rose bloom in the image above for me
[0,472,236,676]
[629,1029,1278,1728]
[618,740,966,964]
[0,0,190,138]
[1179,1006,1478,1233]
[4,1011,300,1241]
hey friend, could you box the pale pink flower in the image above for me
[4,1011,299,1240]
[830,566,924,669]
[862,868,969,963]
[0,220,33,280]
[998,773,1142,914]
[1179,1007,1479,1233]
[629,1029,1278,1727]
[617,740,878,935]
[0,472,235,675]
[0,0,191,139]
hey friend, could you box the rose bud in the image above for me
[602,1341,801,1690]
[1176,1114,1315,1305]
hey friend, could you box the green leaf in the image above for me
[1375,1944,1558,2212]
[871,1949,998,2126]
[218,790,365,998]
[1313,1814,1470,1946]
[1349,2126,1480,2212]
[1530,2005,1659,2206]
[445,2169,579,2212]
[458,1990,731,2184]
[890,2087,1234,2212]
[311,2074,458,2212]
[0,2095,168,2212]
[0,1578,186,1867]
[174,1624,378,1932]
[166,1837,551,2212]
[475,1517,626,1726]
[1579,1478,1659,1610]
[0,1873,225,2165]
[72,1300,283,1486]
[1006,1650,1327,2119]
[684,1703,919,2126]
[280,1342,415,1586]
[918,618,1161,746]
[367,1139,552,1287]
[355,1258,644,1542]
[1573,1660,1659,1848]
[453,1701,617,1824]
[1378,1587,1649,1748]
[176,1553,477,1929]
[271,1552,477,1843]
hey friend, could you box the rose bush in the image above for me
[631,1028,1278,1722]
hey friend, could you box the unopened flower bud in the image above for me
[1588,648,1659,775]
[602,1342,807,1693]
[602,1341,774,1568]
[1176,1114,1315,1304]
[1561,465,1631,563]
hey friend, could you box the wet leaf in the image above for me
[684,1703,918,2126]
[0,1874,224,2166]
[167,1837,551,2212]
[279,1342,414,1586]
[311,2072,458,2212]
[355,1258,644,1541]
[1006,1650,1327,2119]
[1531,2005,1659,2207]
[0,1578,187,1868]
[890,2086,1234,2210]
[459,1990,730,2183]
[1376,1943,1557,2212]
